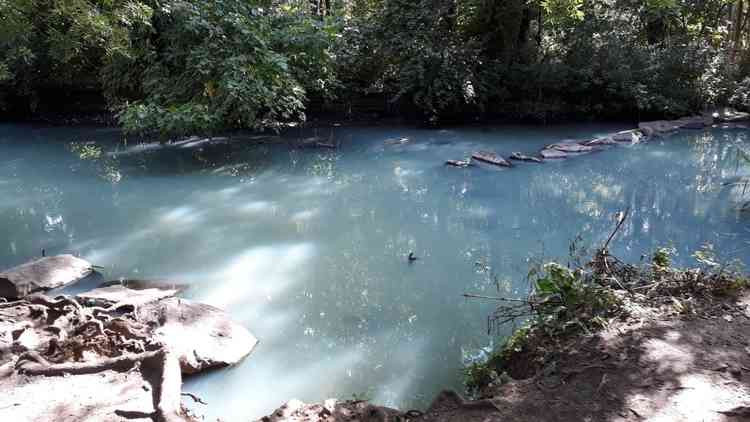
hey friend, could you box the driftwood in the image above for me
[0,255,93,299]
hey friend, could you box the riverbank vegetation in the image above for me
[464,221,750,397]
[5,1,750,132]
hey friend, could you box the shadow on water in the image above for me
[1,122,750,418]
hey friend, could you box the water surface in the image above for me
[1,123,749,419]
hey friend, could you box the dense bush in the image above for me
[3,0,750,131]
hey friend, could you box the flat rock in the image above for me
[98,279,188,292]
[172,136,230,149]
[638,120,679,136]
[0,368,156,422]
[611,129,643,144]
[585,136,617,146]
[0,255,93,299]
[545,141,594,153]
[539,149,568,159]
[509,152,542,163]
[674,115,712,129]
[141,298,258,374]
[77,285,179,308]
[471,151,512,167]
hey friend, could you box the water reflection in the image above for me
[1,123,750,419]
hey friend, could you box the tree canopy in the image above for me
[3,0,750,132]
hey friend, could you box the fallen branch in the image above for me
[462,293,530,303]
[181,392,207,405]
[602,208,630,252]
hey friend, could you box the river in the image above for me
[1,122,749,419]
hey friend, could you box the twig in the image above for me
[462,293,530,303]
[181,392,207,405]
[602,208,630,252]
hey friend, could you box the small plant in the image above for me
[652,246,675,269]
[69,142,102,160]
[532,263,620,335]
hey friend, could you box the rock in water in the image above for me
[638,120,680,136]
[471,151,512,167]
[445,159,471,167]
[299,137,336,149]
[674,115,712,130]
[713,107,750,123]
[142,298,258,374]
[384,137,410,145]
[539,149,567,159]
[585,136,617,146]
[509,152,542,163]
[545,141,595,153]
[0,255,93,299]
[611,129,643,144]
[77,284,179,308]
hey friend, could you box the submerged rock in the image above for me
[585,136,617,146]
[384,137,411,145]
[0,255,93,299]
[445,159,472,167]
[300,137,336,149]
[539,149,567,159]
[509,152,542,163]
[675,115,712,129]
[471,151,512,167]
[141,298,258,374]
[545,141,595,153]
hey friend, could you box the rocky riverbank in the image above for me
[0,255,256,422]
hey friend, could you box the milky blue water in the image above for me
[1,123,750,419]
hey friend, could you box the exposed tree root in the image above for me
[15,349,161,376]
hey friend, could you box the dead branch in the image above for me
[602,208,630,252]
[462,293,530,303]
[181,392,207,405]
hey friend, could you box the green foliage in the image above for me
[464,327,527,395]
[4,0,750,126]
[0,0,153,112]
[532,263,619,334]
[109,0,337,134]
[652,246,675,269]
